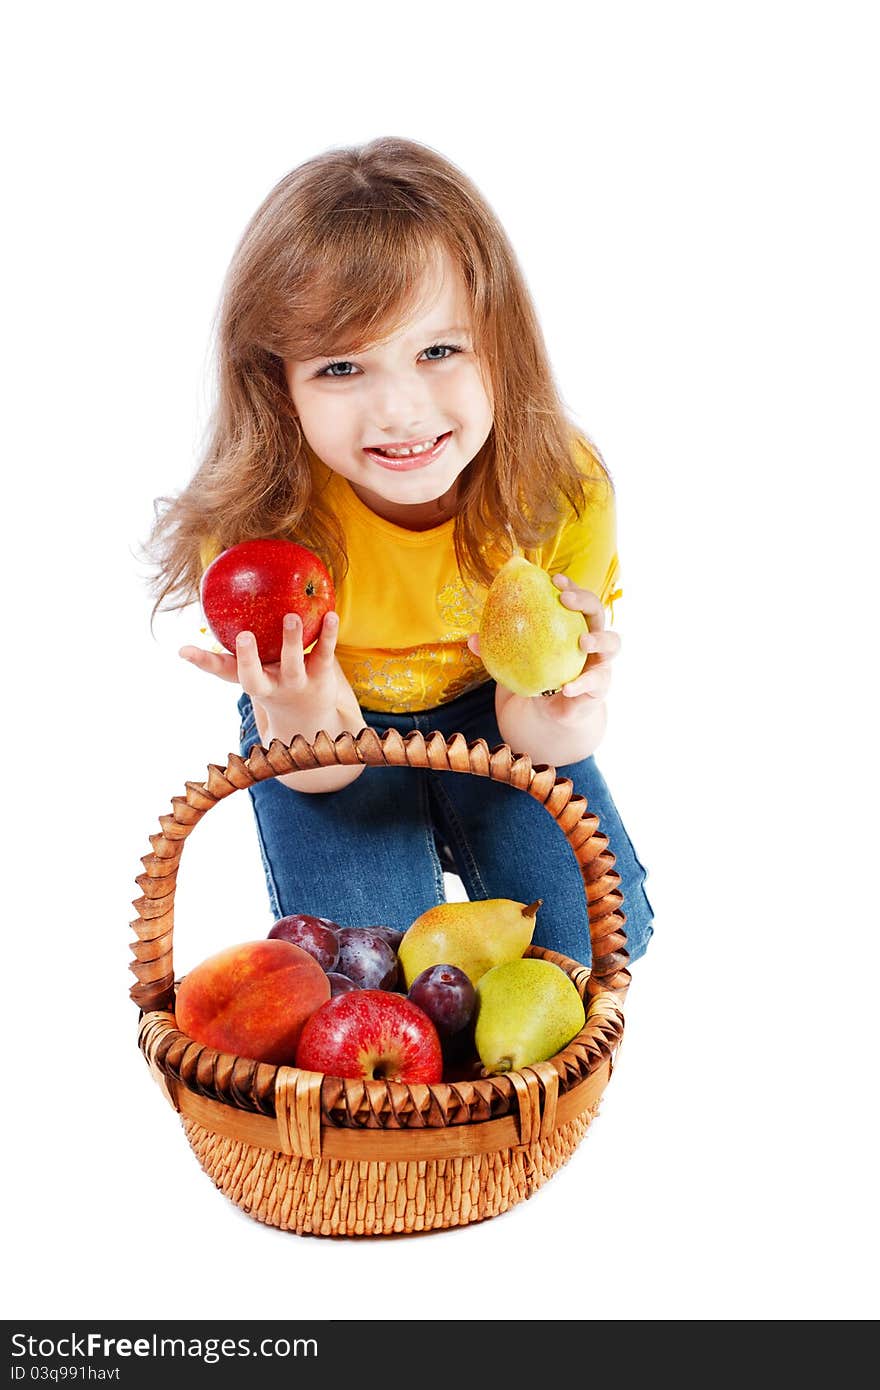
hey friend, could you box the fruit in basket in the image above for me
[200,538,335,664]
[367,924,405,953]
[268,914,341,971]
[408,964,476,1040]
[336,927,399,990]
[474,958,586,1074]
[327,972,358,996]
[398,898,541,989]
[477,555,587,697]
[174,939,330,1066]
[295,990,443,1082]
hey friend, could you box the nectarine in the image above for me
[174,939,330,1065]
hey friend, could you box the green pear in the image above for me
[478,555,587,698]
[474,958,586,1074]
[398,899,541,990]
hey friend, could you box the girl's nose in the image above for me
[371,375,432,436]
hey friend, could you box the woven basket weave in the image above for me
[130,727,630,1236]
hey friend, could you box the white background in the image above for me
[4,0,878,1324]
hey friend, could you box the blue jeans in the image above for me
[237,682,653,970]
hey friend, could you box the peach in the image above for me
[174,938,331,1065]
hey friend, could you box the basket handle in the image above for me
[129,726,631,1011]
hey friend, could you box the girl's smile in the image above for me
[363,430,453,470]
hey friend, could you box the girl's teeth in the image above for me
[378,437,440,457]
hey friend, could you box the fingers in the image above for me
[307,610,339,672]
[578,629,622,660]
[279,613,306,685]
[178,645,241,683]
[552,574,607,631]
[184,612,342,722]
[561,664,613,700]
[560,625,621,698]
[234,630,273,697]
[467,632,481,657]
[229,611,341,704]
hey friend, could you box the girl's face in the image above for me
[284,250,494,527]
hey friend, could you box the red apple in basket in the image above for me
[200,538,335,664]
[174,939,330,1066]
[295,990,443,1082]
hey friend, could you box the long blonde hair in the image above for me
[144,136,610,615]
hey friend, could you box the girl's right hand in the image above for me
[179,610,364,747]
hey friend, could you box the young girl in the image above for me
[146,135,653,972]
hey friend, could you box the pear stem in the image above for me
[481,1058,513,1076]
[523,900,542,920]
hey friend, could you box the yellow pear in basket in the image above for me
[478,556,587,698]
[474,958,586,1074]
[398,898,541,990]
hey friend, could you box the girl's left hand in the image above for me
[548,573,621,705]
[467,574,621,718]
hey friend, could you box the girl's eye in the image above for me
[422,343,462,362]
[314,343,463,379]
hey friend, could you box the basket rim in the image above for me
[139,943,624,1132]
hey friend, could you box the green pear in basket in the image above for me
[398,898,541,990]
[474,957,586,1075]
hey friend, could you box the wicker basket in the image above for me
[130,727,630,1236]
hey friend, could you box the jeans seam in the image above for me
[427,776,489,899]
[410,711,447,903]
[415,770,446,902]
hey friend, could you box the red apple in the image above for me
[200,538,335,664]
[295,990,443,1082]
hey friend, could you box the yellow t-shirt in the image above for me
[327,446,621,714]
[200,440,621,715]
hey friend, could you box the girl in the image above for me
[146,136,653,972]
